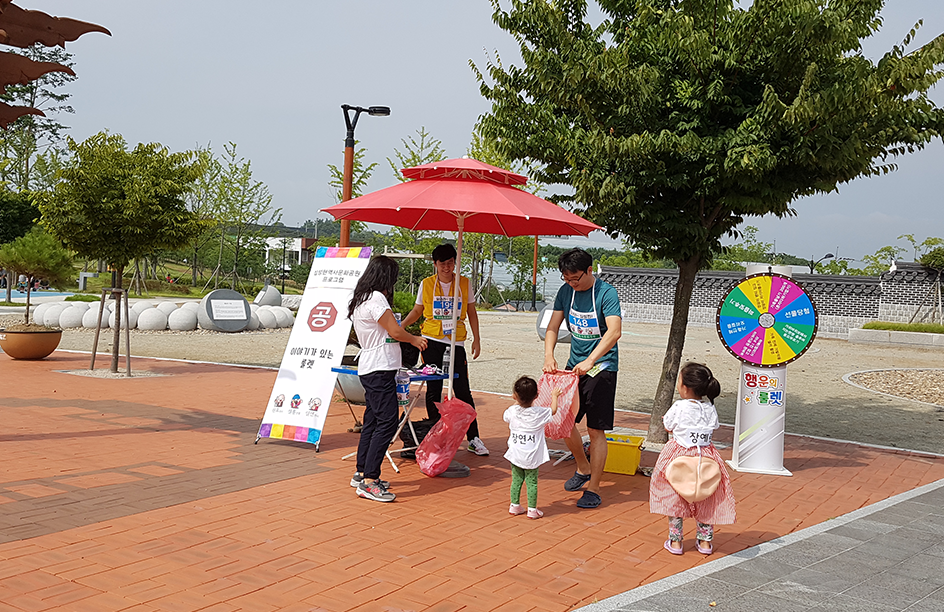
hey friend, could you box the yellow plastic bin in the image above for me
[603,433,644,475]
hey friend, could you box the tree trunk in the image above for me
[230,230,243,290]
[486,240,496,303]
[111,266,124,373]
[215,229,225,290]
[133,259,143,296]
[4,268,12,305]
[647,255,701,443]
[23,274,32,325]
[192,246,199,286]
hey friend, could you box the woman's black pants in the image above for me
[420,341,480,440]
[356,369,399,480]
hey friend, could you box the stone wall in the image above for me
[597,262,937,339]
[878,262,941,323]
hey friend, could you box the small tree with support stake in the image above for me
[0,227,73,327]
[38,131,207,372]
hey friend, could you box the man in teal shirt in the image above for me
[544,248,622,509]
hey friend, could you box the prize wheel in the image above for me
[716,273,818,368]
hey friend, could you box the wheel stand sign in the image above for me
[256,246,372,450]
[716,272,817,476]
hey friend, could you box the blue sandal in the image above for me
[564,471,591,491]
[576,490,602,508]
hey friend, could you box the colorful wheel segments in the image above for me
[716,273,818,368]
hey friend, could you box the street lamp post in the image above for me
[808,252,835,274]
[281,239,287,294]
[339,104,390,247]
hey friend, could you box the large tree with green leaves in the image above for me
[0,189,38,302]
[385,127,447,273]
[476,0,944,441]
[0,44,77,192]
[182,146,222,286]
[0,189,37,244]
[205,143,280,291]
[38,131,206,370]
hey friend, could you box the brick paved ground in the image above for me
[1,352,942,611]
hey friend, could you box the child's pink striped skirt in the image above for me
[649,440,736,525]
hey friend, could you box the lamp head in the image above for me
[824,253,835,259]
[368,106,391,116]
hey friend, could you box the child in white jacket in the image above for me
[504,376,560,519]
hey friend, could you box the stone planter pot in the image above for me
[0,328,63,360]
[335,354,366,404]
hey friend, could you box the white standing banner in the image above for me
[256,246,372,450]
[728,363,791,476]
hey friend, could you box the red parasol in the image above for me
[322,157,602,396]
[323,158,599,237]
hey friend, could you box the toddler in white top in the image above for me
[650,362,736,555]
[504,376,560,519]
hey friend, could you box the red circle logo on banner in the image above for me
[308,302,338,332]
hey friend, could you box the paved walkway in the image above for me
[575,479,944,611]
[0,352,942,612]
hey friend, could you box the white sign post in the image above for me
[720,265,817,477]
[255,246,372,450]
[729,363,790,476]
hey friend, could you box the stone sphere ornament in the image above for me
[168,308,198,331]
[137,308,169,331]
[58,307,86,329]
[108,309,138,330]
[156,301,178,315]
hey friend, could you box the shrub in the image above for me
[142,279,191,294]
[920,247,944,271]
[66,294,102,302]
[862,322,944,334]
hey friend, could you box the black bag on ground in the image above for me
[398,418,437,459]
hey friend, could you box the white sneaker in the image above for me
[467,437,489,456]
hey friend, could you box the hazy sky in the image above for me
[27,0,944,264]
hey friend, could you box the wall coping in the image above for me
[848,327,944,348]
[599,267,882,293]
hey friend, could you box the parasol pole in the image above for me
[447,214,466,400]
[532,235,539,311]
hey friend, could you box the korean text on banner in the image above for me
[256,246,372,448]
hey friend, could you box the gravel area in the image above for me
[848,369,944,407]
[57,368,169,379]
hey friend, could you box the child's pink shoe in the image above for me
[664,539,684,555]
[527,507,544,519]
[509,503,526,515]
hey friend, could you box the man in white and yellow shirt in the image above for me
[402,243,488,456]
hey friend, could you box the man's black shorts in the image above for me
[576,370,617,431]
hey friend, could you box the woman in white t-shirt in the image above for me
[348,256,427,503]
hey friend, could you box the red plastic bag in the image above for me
[539,370,579,440]
[416,397,477,477]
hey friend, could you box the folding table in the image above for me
[332,367,454,473]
